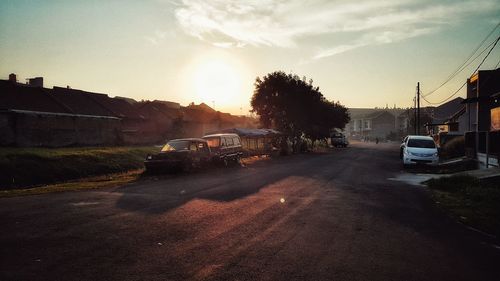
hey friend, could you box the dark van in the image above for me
[202,133,243,166]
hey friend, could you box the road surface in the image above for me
[1,142,499,281]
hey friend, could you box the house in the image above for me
[462,68,500,168]
[179,103,258,138]
[135,100,183,142]
[346,109,397,140]
[51,86,148,144]
[0,80,121,147]
[1,74,259,147]
[423,98,467,146]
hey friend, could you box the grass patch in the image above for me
[0,146,159,189]
[0,169,143,197]
[426,175,500,236]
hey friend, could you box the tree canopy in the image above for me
[251,71,349,144]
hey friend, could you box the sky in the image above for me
[1,0,499,115]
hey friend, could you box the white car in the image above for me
[400,135,439,167]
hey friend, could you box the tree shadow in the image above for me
[113,153,328,214]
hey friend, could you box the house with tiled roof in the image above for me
[51,86,149,144]
[345,109,397,140]
[134,100,183,142]
[1,74,259,146]
[425,97,467,135]
[0,80,121,147]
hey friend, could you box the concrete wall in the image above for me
[0,112,16,146]
[2,111,121,147]
[1,111,247,147]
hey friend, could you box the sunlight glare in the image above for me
[194,58,243,107]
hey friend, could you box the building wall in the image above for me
[0,112,16,145]
[3,111,121,147]
[371,113,396,138]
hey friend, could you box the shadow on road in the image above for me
[113,153,334,214]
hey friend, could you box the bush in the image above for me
[440,136,465,160]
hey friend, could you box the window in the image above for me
[407,139,436,148]
[189,142,198,151]
[225,137,234,146]
[198,142,209,153]
[233,137,241,145]
[205,137,220,148]
[161,140,189,152]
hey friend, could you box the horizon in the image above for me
[1,0,499,115]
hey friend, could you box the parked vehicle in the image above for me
[331,133,349,148]
[144,138,212,173]
[400,135,439,167]
[202,133,243,166]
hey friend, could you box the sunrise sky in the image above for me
[1,0,499,115]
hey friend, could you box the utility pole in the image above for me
[417,82,420,135]
[413,96,417,135]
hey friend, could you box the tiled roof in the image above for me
[85,91,144,119]
[135,101,182,119]
[181,107,217,122]
[0,80,72,114]
[52,87,115,117]
[431,97,465,123]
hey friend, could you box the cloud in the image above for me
[313,26,438,59]
[173,0,498,58]
[145,29,175,45]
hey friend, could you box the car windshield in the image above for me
[204,137,220,148]
[407,139,436,148]
[161,140,190,152]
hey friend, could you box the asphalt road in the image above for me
[1,142,499,281]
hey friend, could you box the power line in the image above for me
[423,38,499,98]
[422,35,500,105]
[422,82,466,105]
[424,22,500,97]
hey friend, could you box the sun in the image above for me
[192,57,244,109]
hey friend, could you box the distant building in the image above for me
[346,108,404,140]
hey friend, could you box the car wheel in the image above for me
[223,157,229,167]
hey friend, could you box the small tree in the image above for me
[251,71,349,151]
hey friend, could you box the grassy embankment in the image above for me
[426,175,500,237]
[0,146,159,195]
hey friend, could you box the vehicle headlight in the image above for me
[433,152,439,157]
[147,155,152,160]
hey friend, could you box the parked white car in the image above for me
[400,135,439,167]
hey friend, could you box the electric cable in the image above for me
[424,22,500,97]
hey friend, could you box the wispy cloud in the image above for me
[145,29,175,45]
[173,0,498,58]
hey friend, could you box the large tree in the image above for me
[251,71,349,148]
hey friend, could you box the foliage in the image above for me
[440,136,465,160]
[0,146,158,189]
[251,71,349,148]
